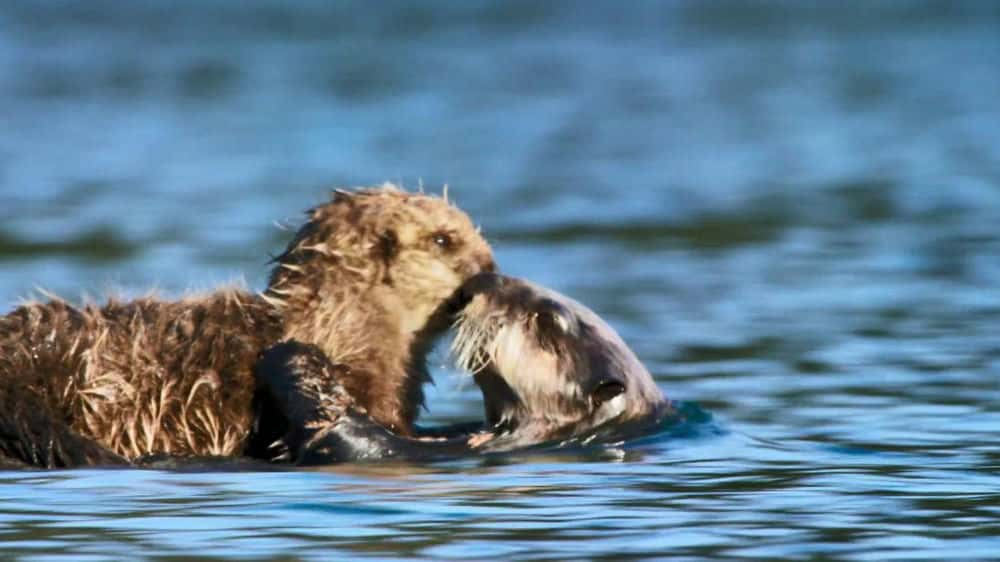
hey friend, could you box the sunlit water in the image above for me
[2,1,999,560]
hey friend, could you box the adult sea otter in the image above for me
[0,185,494,468]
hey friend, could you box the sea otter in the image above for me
[254,273,672,463]
[0,185,494,468]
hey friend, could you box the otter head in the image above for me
[263,184,494,430]
[452,274,668,442]
[266,184,494,343]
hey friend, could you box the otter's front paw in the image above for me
[253,341,478,465]
[254,341,358,463]
[255,341,354,425]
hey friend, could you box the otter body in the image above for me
[256,274,671,464]
[0,291,277,466]
[0,185,494,468]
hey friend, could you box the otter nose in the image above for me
[459,272,505,302]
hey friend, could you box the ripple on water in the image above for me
[3,1,1000,560]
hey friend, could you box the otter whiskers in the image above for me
[450,310,497,375]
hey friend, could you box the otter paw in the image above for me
[255,340,355,427]
[254,340,363,463]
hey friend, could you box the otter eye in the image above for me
[535,299,577,336]
[431,231,454,251]
[592,380,625,406]
[550,310,574,334]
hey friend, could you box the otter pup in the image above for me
[0,185,494,468]
[255,273,671,463]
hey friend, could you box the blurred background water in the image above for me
[2,1,1000,560]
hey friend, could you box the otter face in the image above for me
[452,274,667,438]
[267,185,495,344]
[376,193,496,336]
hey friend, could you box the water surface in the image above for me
[2,1,999,560]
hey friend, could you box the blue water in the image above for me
[2,1,1000,560]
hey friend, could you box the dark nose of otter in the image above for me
[591,378,626,407]
[458,272,505,304]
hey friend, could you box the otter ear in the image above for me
[592,379,626,406]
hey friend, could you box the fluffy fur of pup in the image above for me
[0,185,494,467]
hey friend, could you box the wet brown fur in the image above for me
[0,184,493,467]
